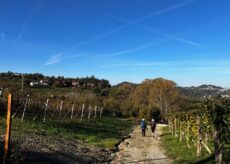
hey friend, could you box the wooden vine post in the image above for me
[21,94,29,122]
[174,118,177,137]
[59,100,63,119]
[100,107,103,118]
[196,116,202,157]
[179,121,182,142]
[3,94,12,164]
[171,119,174,135]
[94,106,97,119]
[43,99,49,122]
[88,105,91,121]
[80,104,85,120]
[70,104,74,119]
[186,115,191,148]
[168,119,171,133]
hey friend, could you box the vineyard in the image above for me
[0,92,133,163]
[167,98,230,163]
[0,88,229,163]
[0,92,104,122]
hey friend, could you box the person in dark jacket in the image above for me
[150,119,157,138]
[140,118,147,137]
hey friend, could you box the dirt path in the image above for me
[111,124,172,164]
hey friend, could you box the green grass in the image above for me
[161,127,215,164]
[0,116,134,148]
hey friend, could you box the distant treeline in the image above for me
[0,71,111,89]
[2,71,228,121]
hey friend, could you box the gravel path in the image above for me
[111,124,172,164]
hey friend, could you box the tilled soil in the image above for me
[1,135,113,164]
[111,124,172,164]
[1,125,171,164]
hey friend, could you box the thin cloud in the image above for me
[190,66,230,74]
[44,53,63,65]
[99,59,230,70]
[44,53,86,66]
[215,70,230,74]
[0,32,5,39]
[99,62,166,69]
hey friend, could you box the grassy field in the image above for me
[161,126,215,164]
[0,116,134,148]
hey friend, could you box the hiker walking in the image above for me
[150,119,157,138]
[140,118,147,137]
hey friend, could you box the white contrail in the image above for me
[102,12,206,48]
[63,0,198,50]
[64,25,127,51]
[97,40,166,57]
[134,0,198,22]
[44,0,200,64]
[17,0,46,40]
[18,22,28,40]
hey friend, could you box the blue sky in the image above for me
[0,0,230,87]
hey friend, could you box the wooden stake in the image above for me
[168,119,171,133]
[174,118,177,137]
[179,121,182,142]
[100,107,103,118]
[94,105,97,119]
[59,100,63,119]
[88,105,91,121]
[171,119,174,135]
[70,104,74,119]
[196,116,202,157]
[186,119,190,148]
[43,99,49,122]
[3,94,12,164]
[80,104,85,120]
[21,95,29,122]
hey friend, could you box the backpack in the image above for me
[141,121,146,129]
[151,121,156,128]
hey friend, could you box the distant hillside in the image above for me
[178,85,230,98]
[113,81,137,88]
[1,71,229,99]
[0,71,111,90]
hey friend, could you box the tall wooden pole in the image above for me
[21,74,24,93]
[3,94,12,164]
